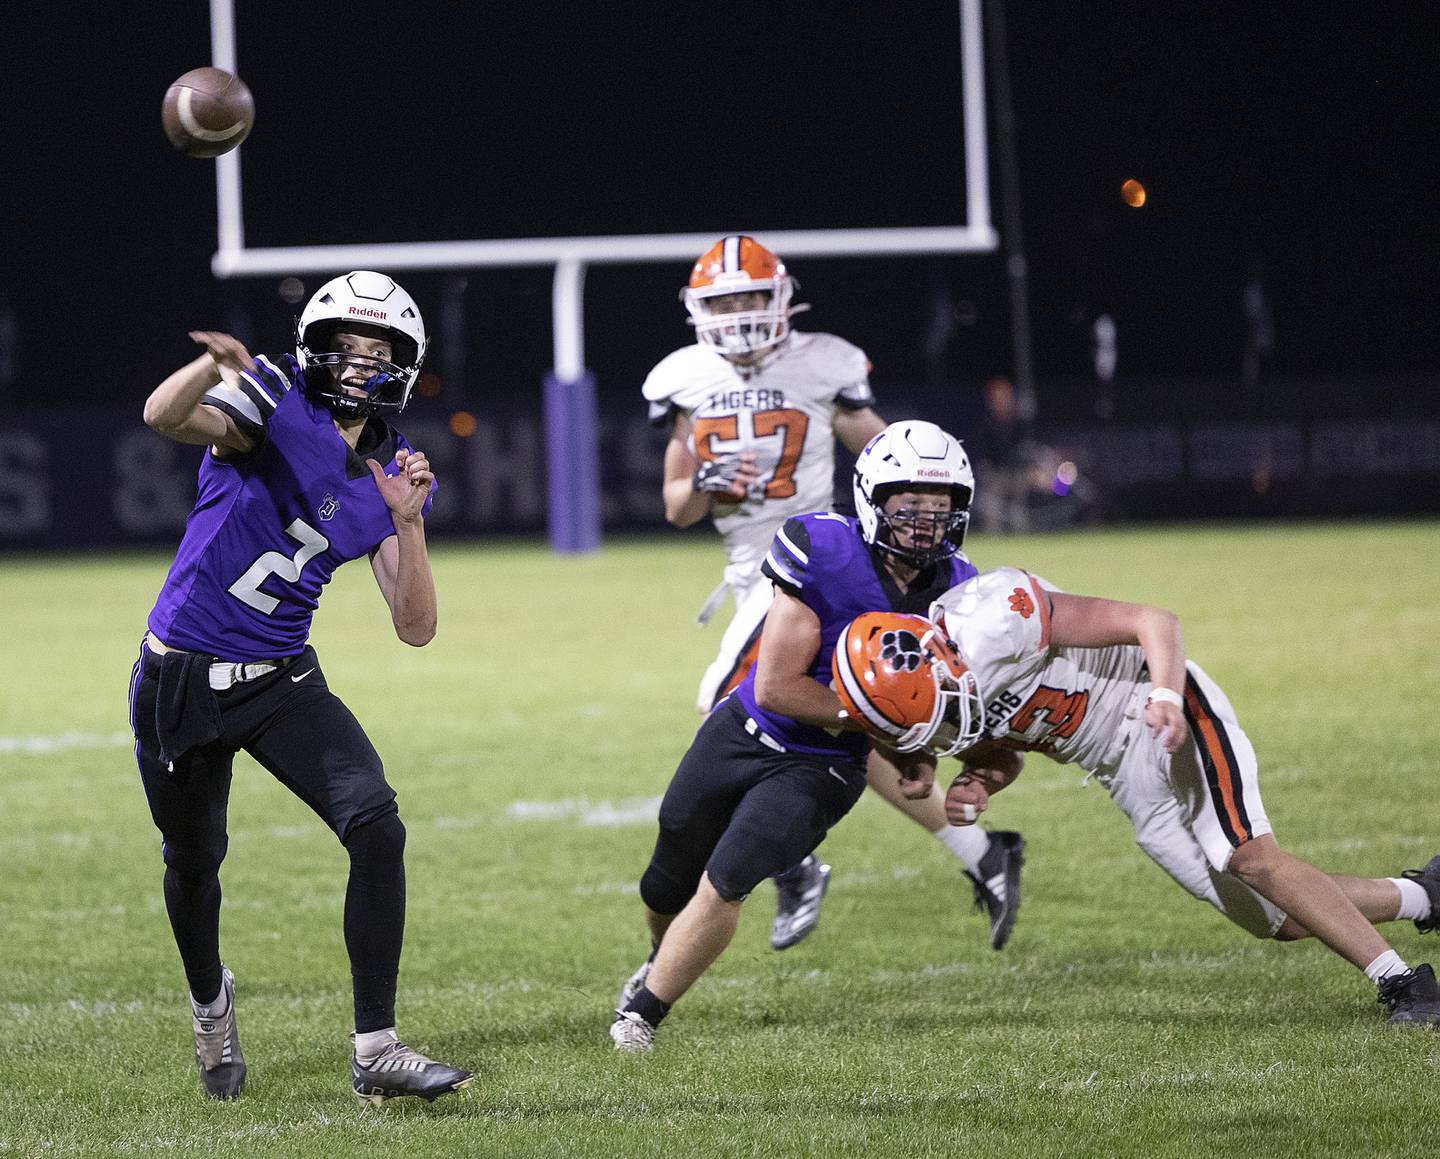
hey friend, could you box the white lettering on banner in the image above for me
[467,419,543,527]
[1049,425,1184,485]
[0,431,48,536]
[111,429,196,535]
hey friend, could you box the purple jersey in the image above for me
[732,513,978,757]
[147,354,433,662]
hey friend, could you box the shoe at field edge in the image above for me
[192,966,245,1100]
[1400,854,1440,934]
[610,1010,657,1052]
[1378,963,1440,1027]
[965,830,1025,951]
[352,1038,474,1105]
[771,855,831,951]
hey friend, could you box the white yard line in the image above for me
[0,729,131,756]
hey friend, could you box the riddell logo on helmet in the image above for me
[347,306,387,319]
[915,468,952,479]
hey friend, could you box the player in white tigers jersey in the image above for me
[641,236,1026,955]
[644,328,878,698]
[920,567,1440,1026]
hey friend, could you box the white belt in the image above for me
[744,716,787,753]
[145,634,291,691]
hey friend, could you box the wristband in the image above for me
[1145,687,1183,709]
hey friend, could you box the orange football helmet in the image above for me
[681,234,800,359]
[831,611,985,756]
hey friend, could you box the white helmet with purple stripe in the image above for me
[853,420,974,566]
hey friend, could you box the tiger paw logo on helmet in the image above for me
[878,629,926,673]
[831,611,985,757]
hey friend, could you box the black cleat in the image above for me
[352,1038,474,1105]
[771,855,831,950]
[1400,854,1440,934]
[965,830,1025,951]
[192,967,245,1100]
[1378,963,1440,1027]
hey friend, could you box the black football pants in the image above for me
[641,697,867,911]
[129,642,405,1032]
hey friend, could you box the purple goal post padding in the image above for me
[542,371,601,553]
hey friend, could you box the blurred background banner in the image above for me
[5,400,1436,546]
[2,2,1437,546]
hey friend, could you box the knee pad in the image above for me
[161,833,228,881]
[343,810,406,865]
[640,861,694,917]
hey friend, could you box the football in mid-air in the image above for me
[161,67,254,158]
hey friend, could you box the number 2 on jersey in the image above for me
[693,408,809,499]
[228,518,330,614]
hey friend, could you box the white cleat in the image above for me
[193,966,246,1100]
[609,1010,657,1053]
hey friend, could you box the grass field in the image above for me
[1,520,1438,1157]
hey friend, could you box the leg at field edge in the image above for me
[1228,835,1390,967]
[1272,873,1402,939]
[645,905,678,948]
[644,873,744,1006]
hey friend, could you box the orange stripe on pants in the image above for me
[1184,682,1250,844]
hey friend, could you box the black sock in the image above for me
[625,985,671,1027]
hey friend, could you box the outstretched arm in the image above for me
[367,449,438,647]
[142,331,256,454]
[1049,591,1187,751]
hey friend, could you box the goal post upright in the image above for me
[208,0,998,554]
[209,0,245,258]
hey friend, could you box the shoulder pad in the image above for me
[641,345,708,403]
[761,512,856,593]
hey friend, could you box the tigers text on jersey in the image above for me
[731,512,978,758]
[642,332,874,581]
[932,567,1148,775]
[147,354,433,663]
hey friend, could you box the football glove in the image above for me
[693,456,745,494]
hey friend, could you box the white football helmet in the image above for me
[681,235,804,360]
[295,271,428,418]
[853,421,974,566]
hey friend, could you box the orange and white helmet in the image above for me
[681,234,799,360]
[831,611,985,757]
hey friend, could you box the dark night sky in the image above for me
[4,2,1437,419]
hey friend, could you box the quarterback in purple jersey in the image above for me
[129,271,470,1104]
[612,421,1006,1051]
